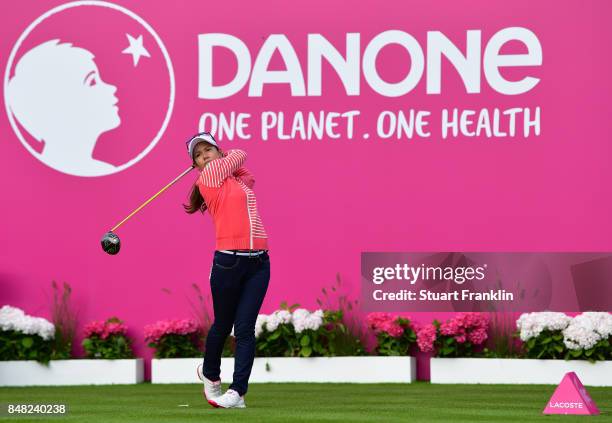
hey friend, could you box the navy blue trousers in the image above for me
[203,250,270,396]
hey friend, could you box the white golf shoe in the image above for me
[208,389,246,409]
[196,364,222,401]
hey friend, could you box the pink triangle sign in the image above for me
[543,372,600,415]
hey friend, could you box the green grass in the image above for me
[0,383,611,422]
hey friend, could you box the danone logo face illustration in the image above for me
[4,1,175,177]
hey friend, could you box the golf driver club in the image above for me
[101,165,195,255]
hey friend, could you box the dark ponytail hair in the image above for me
[183,183,207,214]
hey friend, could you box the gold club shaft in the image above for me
[111,165,195,232]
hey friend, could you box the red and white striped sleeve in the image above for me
[199,149,247,187]
[233,167,255,189]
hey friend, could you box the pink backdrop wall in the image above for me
[1,0,611,380]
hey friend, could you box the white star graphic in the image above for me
[122,34,150,67]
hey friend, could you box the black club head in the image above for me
[101,231,121,255]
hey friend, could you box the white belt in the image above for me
[218,250,267,256]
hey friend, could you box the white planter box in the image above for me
[430,358,612,386]
[0,359,144,386]
[152,356,416,383]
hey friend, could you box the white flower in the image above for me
[276,310,292,324]
[263,310,293,333]
[265,313,281,332]
[292,308,324,333]
[291,308,310,333]
[312,309,324,320]
[0,305,25,332]
[580,312,612,338]
[0,305,55,340]
[563,312,612,350]
[308,309,324,330]
[255,314,268,338]
[23,317,55,341]
[516,312,571,341]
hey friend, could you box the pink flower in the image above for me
[366,313,393,331]
[84,320,105,338]
[173,319,198,335]
[107,322,127,335]
[144,319,200,344]
[439,313,489,345]
[84,318,128,340]
[367,313,415,340]
[417,324,437,353]
[100,328,110,340]
[440,320,459,336]
[381,320,404,338]
[468,328,488,345]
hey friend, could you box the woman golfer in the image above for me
[184,132,270,409]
